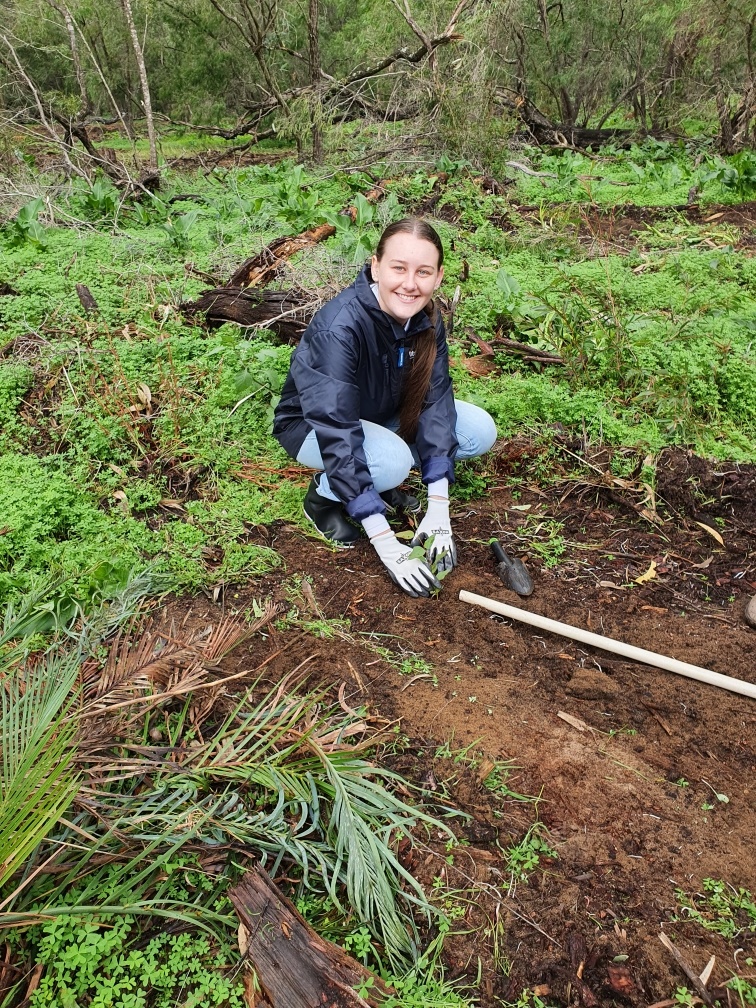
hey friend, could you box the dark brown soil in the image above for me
[165,445,756,1007]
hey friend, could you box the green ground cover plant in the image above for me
[2,147,756,614]
[667,879,756,1008]
[507,142,756,208]
[674,878,756,939]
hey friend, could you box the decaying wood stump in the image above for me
[180,287,312,340]
[76,283,99,315]
[229,867,393,1008]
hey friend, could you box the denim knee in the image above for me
[364,434,414,492]
[454,400,498,459]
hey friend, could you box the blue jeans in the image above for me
[296,399,497,502]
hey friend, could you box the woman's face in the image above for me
[371,233,443,323]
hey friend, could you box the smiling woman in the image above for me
[272,218,497,598]
[370,224,444,322]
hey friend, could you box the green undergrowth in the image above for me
[504,140,756,207]
[1,145,756,610]
[668,879,756,1007]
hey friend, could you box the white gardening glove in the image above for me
[362,515,441,598]
[412,479,457,573]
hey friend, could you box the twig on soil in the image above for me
[648,1000,701,1008]
[641,702,673,736]
[346,660,366,693]
[659,932,715,1005]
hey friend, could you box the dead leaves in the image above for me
[79,602,283,724]
[461,353,497,377]
[693,520,725,546]
[634,559,658,584]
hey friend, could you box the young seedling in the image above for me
[414,535,453,583]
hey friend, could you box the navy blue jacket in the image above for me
[273,264,458,521]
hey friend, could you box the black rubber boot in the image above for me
[380,488,421,514]
[303,477,361,547]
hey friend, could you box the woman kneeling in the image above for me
[273,218,497,597]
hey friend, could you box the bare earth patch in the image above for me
[161,448,755,1006]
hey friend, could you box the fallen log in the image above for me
[229,867,392,1008]
[494,89,681,149]
[227,185,385,288]
[180,287,312,340]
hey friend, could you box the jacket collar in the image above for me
[354,264,434,342]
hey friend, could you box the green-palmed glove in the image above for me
[411,479,456,573]
[362,514,441,598]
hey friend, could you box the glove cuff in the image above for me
[361,513,391,539]
[427,478,449,499]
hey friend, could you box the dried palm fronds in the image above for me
[78,601,282,721]
[2,580,447,968]
[76,674,448,965]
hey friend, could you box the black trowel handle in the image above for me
[491,541,508,565]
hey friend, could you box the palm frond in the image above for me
[78,603,282,719]
[74,673,452,965]
[0,657,79,890]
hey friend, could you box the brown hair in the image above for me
[374,218,444,443]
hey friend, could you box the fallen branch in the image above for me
[227,185,385,288]
[505,160,557,179]
[229,866,392,1007]
[464,326,563,366]
[494,336,564,365]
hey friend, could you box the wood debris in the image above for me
[229,867,391,1007]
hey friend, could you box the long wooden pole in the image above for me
[459,590,756,700]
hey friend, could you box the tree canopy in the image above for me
[1,0,754,162]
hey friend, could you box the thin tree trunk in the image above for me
[120,0,157,168]
[0,31,86,178]
[308,0,322,162]
[47,0,90,116]
[72,14,132,137]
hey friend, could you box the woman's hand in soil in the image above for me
[362,516,441,598]
[412,482,456,573]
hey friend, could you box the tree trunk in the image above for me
[68,10,131,136]
[730,77,756,151]
[47,1,90,116]
[308,0,322,163]
[120,0,157,169]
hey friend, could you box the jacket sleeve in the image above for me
[414,314,458,485]
[292,326,385,520]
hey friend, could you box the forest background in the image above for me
[2,0,756,163]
